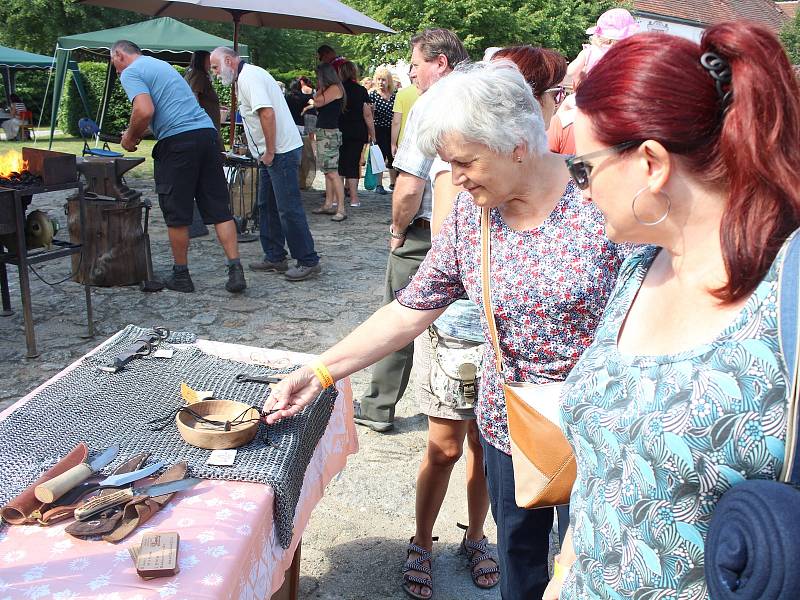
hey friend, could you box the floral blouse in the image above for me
[559,246,789,598]
[396,181,627,452]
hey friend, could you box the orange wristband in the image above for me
[309,360,334,388]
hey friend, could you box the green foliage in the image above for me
[270,69,316,87]
[57,61,132,136]
[781,11,800,64]
[0,0,139,55]
[332,0,622,68]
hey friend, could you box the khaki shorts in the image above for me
[316,128,341,173]
[412,330,477,421]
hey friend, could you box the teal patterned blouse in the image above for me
[559,245,790,599]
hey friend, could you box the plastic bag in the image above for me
[364,159,377,191]
[369,143,386,174]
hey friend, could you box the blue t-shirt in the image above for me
[120,55,213,140]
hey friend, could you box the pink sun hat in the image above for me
[586,8,640,40]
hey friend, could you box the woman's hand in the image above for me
[542,575,564,600]
[262,366,323,424]
[542,548,572,600]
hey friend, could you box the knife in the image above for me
[35,444,120,504]
[74,477,202,521]
[51,461,165,507]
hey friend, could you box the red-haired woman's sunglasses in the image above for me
[545,85,567,105]
[565,141,639,190]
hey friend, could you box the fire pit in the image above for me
[0,148,93,358]
[0,150,42,190]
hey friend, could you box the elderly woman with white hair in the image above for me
[265,61,628,599]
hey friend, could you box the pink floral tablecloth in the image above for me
[0,336,358,599]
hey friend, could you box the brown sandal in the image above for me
[312,206,337,215]
[457,523,500,590]
[402,536,436,599]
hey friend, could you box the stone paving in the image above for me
[0,172,501,599]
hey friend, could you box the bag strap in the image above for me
[778,228,800,484]
[480,207,504,375]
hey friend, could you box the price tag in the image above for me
[206,449,237,466]
[153,348,174,359]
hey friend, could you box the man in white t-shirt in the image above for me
[210,47,320,281]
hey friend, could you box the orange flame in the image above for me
[0,150,28,178]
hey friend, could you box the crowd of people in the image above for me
[258,10,800,600]
[104,9,800,597]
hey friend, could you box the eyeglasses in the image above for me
[544,85,567,104]
[565,141,639,190]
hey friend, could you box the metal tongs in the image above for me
[98,327,170,373]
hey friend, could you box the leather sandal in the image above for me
[402,536,436,599]
[457,522,500,590]
[331,213,347,222]
[312,206,337,215]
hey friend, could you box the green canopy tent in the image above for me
[0,45,89,126]
[50,17,248,145]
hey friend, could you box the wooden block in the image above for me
[135,532,180,579]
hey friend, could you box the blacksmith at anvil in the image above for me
[111,39,246,294]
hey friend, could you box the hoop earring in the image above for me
[631,186,671,226]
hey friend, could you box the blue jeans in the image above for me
[481,434,570,600]
[258,147,319,266]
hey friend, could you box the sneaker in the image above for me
[249,258,288,272]
[225,263,247,293]
[284,263,321,281]
[353,401,393,432]
[375,185,388,196]
[163,268,195,293]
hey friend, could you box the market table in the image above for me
[0,334,359,599]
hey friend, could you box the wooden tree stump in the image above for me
[67,197,147,287]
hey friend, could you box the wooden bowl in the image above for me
[176,399,260,450]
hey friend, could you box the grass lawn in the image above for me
[0,135,156,179]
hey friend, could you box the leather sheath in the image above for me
[46,452,149,528]
[1,443,88,525]
[65,462,188,541]
[103,462,188,543]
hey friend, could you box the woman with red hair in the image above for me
[545,21,800,599]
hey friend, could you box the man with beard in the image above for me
[354,29,469,432]
[112,40,246,293]
[210,47,320,281]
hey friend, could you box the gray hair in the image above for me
[415,60,547,158]
[111,40,141,55]
[212,46,239,59]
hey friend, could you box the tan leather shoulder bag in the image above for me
[480,207,576,508]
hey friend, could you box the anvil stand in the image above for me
[0,182,94,358]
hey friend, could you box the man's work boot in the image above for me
[249,258,289,273]
[226,263,247,293]
[353,401,393,433]
[162,268,195,293]
[285,263,322,281]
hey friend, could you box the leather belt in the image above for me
[412,218,431,230]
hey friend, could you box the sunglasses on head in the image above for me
[544,85,567,105]
[565,141,640,190]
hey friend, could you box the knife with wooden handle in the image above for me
[35,444,120,504]
[74,477,202,521]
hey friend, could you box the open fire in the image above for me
[0,150,41,189]
[0,150,28,177]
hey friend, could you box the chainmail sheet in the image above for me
[0,325,337,548]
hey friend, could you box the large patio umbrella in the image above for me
[76,0,394,146]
